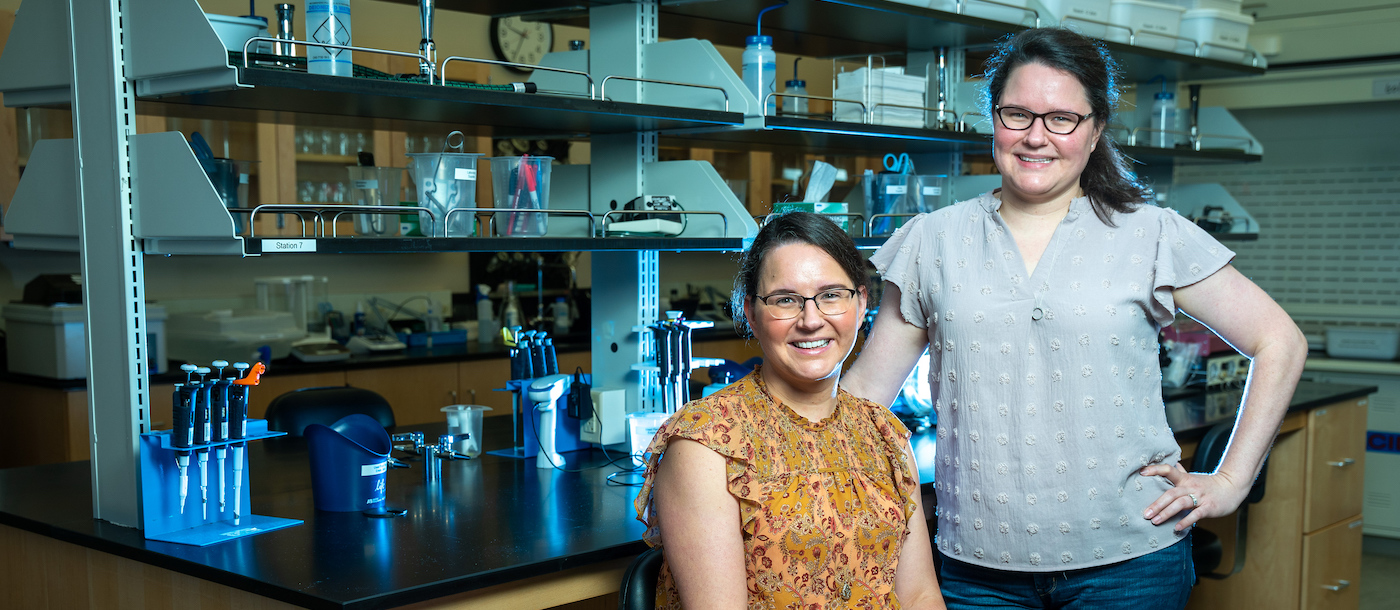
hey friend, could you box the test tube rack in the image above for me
[138,419,302,546]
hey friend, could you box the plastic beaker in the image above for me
[346,166,403,237]
[490,156,553,237]
[442,404,492,458]
[305,414,392,512]
[407,152,484,237]
[626,411,671,467]
[200,158,252,234]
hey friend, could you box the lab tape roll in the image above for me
[306,414,391,512]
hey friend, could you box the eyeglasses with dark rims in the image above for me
[994,105,1094,135]
[754,288,859,319]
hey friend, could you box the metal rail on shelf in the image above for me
[248,204,435,237]
[227,207,310,235]
[240,38,432,75]
[764,91,867,121]
[1199,42,1263,67]
[439,207,598,237]
[1128,128,1255,153]
[601,210,730,236]
[601,75,729,112]
[868,213,919,237]
[758,212,868,237]
[868,101,957,128]
[439,56,596,99]
[958,111,989,133]
[957,0,1040,28]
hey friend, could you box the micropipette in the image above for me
[193,366,213,520]
[211,360,232,516]
[172,364,198,513]
[229,361,265,526]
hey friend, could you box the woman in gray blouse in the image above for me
[842,28,1308,609]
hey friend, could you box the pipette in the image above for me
[172,364,199,513]
[193,366,213,520]
[229,361,265,525]
[210,360,232,516]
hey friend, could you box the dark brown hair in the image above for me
[983,27,1153,224]
[731,212,870,337]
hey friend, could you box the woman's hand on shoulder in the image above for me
[654,439,747,609]
[1139,463,1251,531]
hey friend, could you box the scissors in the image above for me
[883,152,913,174]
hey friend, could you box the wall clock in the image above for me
[489,16,554,73]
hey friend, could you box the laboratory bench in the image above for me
[0,381,1375,609]
[0,330,763,470]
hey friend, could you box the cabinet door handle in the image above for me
[1320,580,1351,591]
[1327,458,1356,468]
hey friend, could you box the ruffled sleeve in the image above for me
[634,378,767,547]
[867,212,936,329]
[1149,207,1236,326]
[854,393,921,529]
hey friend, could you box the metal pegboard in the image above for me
[1174,163,1400,334]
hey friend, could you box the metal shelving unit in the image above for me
[0,0,1268,532]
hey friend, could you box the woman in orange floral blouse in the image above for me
[636,211,945,609]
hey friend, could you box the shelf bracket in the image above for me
[131,131,246,256]
[128,0,243,97]
[2,138,80,251]
[0,0,74,107]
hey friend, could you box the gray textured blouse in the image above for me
[870,192,1235,572]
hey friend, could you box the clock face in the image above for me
[490,17,554,73]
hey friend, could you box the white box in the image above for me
[1109,0,1186,51]
[3,303,167,379]
[167,309,305,364]
[1180,8,1252,51]
[580,387,628,445]
[1160,0,1241,12]
[1043,0,1113,37]
[1326,327,1400,361]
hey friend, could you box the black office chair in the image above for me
[618,546,665,610]
[264,386,396,437]
[1190,420,1268,580]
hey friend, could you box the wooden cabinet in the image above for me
[1302,516,1364,610]
[347,363,458,426]
[1187,397,1369,610]
[1303,401,1367,532]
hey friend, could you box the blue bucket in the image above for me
[306,414,392,512]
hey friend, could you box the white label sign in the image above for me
[885,185,907,194]
[262,239,317,253]
[923,186,943,196]
[361,461,387,476]
[454,168,477,181]
[352,179,378,189]
[1374,77,1400,99]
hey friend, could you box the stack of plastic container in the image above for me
[1107,0,1187,52]
[1168,0,1255,62]
[833,67,927,128]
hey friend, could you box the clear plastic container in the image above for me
[742,36,777,116]
[782,79,808,116]
[345,166,403,237]
[490,156,554,237]
[407,152,484,237]
[442,405,493,457]
[305,0,352,76]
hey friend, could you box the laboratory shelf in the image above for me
[649,0,1264,82]
[1118,144,1262,165]
[143,66,744,136]
[668,115,991,154]
[242,236,747,255]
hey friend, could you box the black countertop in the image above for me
[0,381,1376,609]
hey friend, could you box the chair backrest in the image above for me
[264,386,396,437]
[617,546,665,610]
[1194,421,1267,503]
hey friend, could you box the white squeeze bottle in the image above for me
[476,284,497,345]
[1151,90,1177,148]
[501,282,523,329]
[306,0,352,77]
[742,35,777,116]
[552,297,571,334]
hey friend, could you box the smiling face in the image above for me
[993,62,1104,208]
[744,243,868,401]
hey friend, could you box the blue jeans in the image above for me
[938,534,1194,610]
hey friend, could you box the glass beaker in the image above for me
[407,152,484,237]
[346,166,403,237]
[442,405,492,458]
[489,156,554,237]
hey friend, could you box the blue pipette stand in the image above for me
[139,419,302,546]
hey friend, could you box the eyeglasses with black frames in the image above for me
[755,288,859,320]
[994,105,1094,135]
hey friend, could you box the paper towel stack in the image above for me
[833,67,927,128]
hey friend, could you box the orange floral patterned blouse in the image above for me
[635,369,921,609]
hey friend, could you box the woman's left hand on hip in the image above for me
[1139,463,1250,531]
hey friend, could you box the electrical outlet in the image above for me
[1206,357,1225,386]
[1233,355,1251,383]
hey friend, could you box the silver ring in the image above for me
[1188,493,1199,508]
